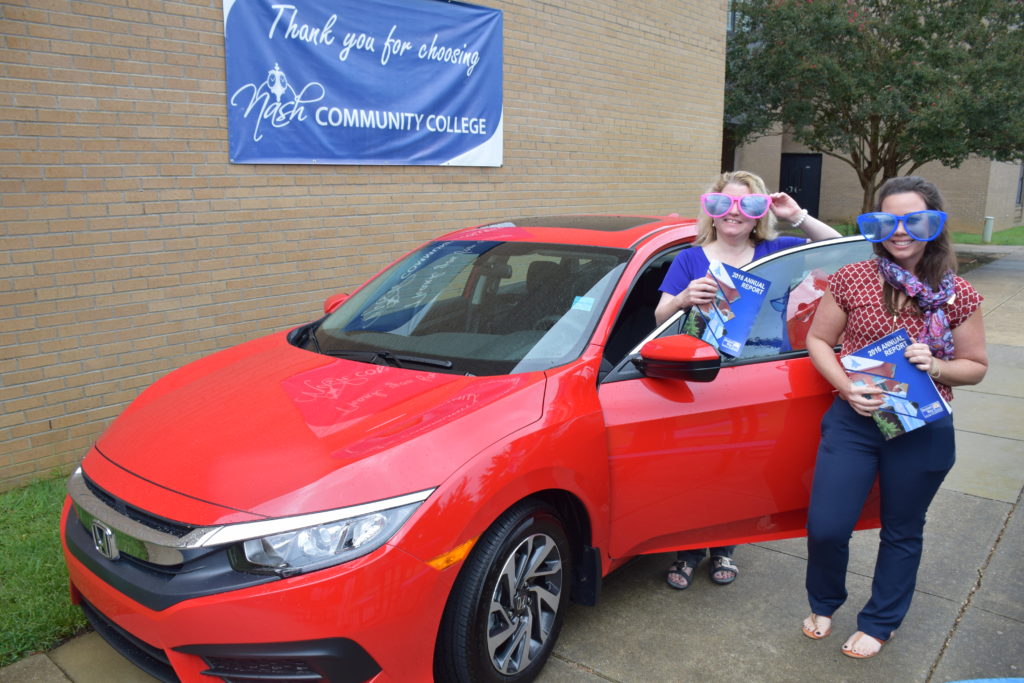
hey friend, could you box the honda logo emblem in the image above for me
[90,520,119,560]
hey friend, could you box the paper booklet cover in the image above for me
[690,260,771,357]
[841,328,951,440]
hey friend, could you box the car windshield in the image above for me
[311,240,630,375]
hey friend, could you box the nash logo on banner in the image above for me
[223,0,503,166]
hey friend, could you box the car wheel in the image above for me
[435,501,572,682]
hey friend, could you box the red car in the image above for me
[61,215,877,683]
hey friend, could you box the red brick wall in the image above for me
[0,0,726,490]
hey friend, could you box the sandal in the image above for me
[709,555,738,585]
[802,613,832,640]
[841,631,890,659]
[665,559,696,590]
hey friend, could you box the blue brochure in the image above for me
[841,329,951,440]
[695,260,771,357]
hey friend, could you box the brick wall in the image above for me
[0,0,726,490]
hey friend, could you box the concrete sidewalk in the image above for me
[4,246,1023,683]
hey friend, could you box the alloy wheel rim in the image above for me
[486,532,563,674]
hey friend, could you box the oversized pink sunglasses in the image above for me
[700,192,773,219]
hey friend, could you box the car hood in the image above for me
[96,332,545,521]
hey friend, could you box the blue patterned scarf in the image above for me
[876,257,956,359]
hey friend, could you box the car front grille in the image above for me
[197,657,323,681]
[65,474,276,611]
[176,639,382,683]
[81,599,383,683]
[81,471,196,537]
[80,599,179,683]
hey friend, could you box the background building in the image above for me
[732,132,1024,232]
[1,0,728,490]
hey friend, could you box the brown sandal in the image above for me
[841,631,889,659]
[801,613,832,640]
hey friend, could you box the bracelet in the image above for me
[928,358,942,379]
[791,209,809,228]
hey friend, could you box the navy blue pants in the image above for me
[806,398,955,641]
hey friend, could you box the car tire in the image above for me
[435,500,572,683]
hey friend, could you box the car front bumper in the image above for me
[61,500,450,683]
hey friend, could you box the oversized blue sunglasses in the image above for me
[856,210,947,243]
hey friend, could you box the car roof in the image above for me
[437,214,699,249]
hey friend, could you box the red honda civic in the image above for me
[61,215,877,682]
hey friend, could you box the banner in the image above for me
[223,0,503,166]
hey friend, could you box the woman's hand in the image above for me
[769,192,804,223]
[681,275,718,308]
[770,191,841,241]
[904,342,934,373]
[654,276,719,325]
[839,384,886,417]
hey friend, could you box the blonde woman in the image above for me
[656,170,839,326]
[657,170,840,590]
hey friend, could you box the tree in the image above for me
[726,0,1024,212]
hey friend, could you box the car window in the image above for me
[312,241,630,376]
[603,246,687,367]
[639,236,871,363]
[733,237,872,360]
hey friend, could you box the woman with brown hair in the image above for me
[802,176,988,657]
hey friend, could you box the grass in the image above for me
[0,475,88,667]
[952,223,1024,245]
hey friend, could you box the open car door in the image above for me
[599,237,878,559]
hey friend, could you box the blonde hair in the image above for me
[695,170,779,246]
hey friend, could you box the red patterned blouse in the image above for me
[828,259,984,401]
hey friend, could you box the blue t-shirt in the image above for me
[659,236,806,295]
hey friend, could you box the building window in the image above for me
[727,0,738,33]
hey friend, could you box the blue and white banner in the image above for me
[223,0,503,166]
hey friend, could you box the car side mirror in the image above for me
[633,335,721,382]
[323,293,349,315]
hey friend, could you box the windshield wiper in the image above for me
[290,322,323,353]
[325,349,454,370]
[377,351,454,369]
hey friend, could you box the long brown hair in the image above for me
[872,176,957,314]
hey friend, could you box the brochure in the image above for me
[693,260,771,357]
[840,329,951,440]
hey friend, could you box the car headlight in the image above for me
[228,493,428,577]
